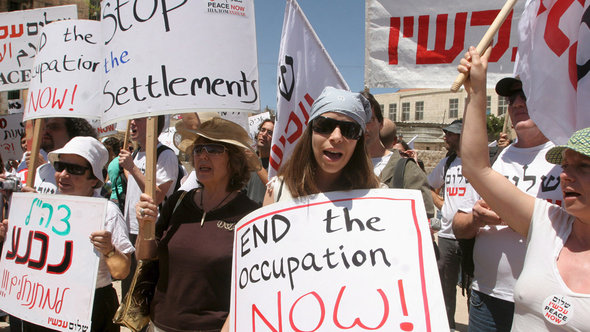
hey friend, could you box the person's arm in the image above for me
[134,194,159,260]
[119,149,173,205]
[255,167,269,186]
[459,46,535,238]
[430,188,444,210]
[90,230,131,279]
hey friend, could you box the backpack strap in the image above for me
[392,157,413,189]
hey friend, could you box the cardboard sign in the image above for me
[0,5,78,92]
[0,113,25,162]
[23,20,102,122]
[0,193,106,331]
[365,0,525,88]
[248,112,270,145]
[100,0,260,125]
[230,189,447,331]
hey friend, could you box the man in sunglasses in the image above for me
[452,77,562,331]
[245,119,274,205]
[361,91,434,219]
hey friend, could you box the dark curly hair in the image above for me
[65,118,97,139]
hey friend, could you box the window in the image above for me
[415,101,424,121]
[388,103,397,121]
[486,96,492,115]
[449,98,459,118]
[402,102,410,121]
[497,96,508,116]
[7,90,20,100]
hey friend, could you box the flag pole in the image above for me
[450,0,519,92]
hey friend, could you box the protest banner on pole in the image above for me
[268,0,349,178]
[23,20,102,122]
[515,0,590,145]
[0,5,78,92]
[230,189,448,331]
[0,193,106,331]
[0,113,25,162]
[99,0,260,125]
[365,0,525,88]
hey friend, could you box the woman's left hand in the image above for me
[136,193,158,225]
[90,230,114,256]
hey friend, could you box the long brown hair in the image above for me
[278,125,380,198]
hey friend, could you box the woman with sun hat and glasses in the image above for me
[263,86,380,205]
[134,118,260,331]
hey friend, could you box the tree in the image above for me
[486,114,504,142]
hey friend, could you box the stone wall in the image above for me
[416,149,447,174]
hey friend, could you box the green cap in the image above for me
[546,127,590,164]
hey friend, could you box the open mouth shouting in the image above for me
[323,149,343,161]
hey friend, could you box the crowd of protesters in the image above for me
[1,74,590,332]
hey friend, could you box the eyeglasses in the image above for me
[311,116,363,140]
[259,128,273,136]
[193,144,227,156]
[54,161,91,175]
[508,89,526,105]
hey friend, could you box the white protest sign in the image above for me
[8,99,24,114]
[230,189,447,331]
[90,119,118,138]
[248,112,270,144]
[365,0,525,88]
[269,0,349,178]
[100,0,260,125]
[23,20,102,122]
[0,193,106,331]
[0,113,25,162]
[0,5,78,92]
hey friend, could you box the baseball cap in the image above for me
[495,77,523,97]
[443,119,463,135]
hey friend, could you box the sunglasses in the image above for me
[508,89,526,105]
[193,143,227,156]
[311,116,363,140]
[54,161,91,175]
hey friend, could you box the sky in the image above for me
[254,0,396,111]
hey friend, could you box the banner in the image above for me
[0,113,25,162]
[0,193,106,331]
[365,0,526,88]
[23,20,102,122]
[268,0,349,178]
[515,0,590,144]
[230,189,447,331]
[0,5,77,92]
[100,0,260,125]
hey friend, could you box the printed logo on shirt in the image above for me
[542,295,574,325]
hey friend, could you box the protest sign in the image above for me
[23,20,102,122]
[8,99,24,114]
[0,193,106,331]
[90,119,118,138]
[248,112,271,143]
[230,189,447,331]
[100,0,260,125]
[0,5,77,92]
[269,0,349,178]
[515,0,590,144]
[365,0,525,88]
[0,113,25,162]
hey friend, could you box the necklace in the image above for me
[199,189,234,227]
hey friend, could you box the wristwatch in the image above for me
[105,247,116,258]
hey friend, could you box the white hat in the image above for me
[48,136,108,184]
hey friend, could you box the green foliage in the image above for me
[87,0,100,21]
[486,114,504,141]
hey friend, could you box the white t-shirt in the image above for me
[179,170,200,191]
[428,156,478,239]
[464,142,563,302]
[371,151,393,176]
[512,199,590,331]
[34,163,58,195]
[124,144,178,235]
[95,193,135,288]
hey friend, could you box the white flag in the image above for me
[515,0,590,144]
[269,0,349,178]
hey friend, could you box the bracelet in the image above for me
[104,247,116,258]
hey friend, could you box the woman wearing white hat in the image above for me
[135,118,260,331]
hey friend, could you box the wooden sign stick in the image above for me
[143,116,158,240]
[123,120,131,151]
[26,118,44,188]
[450,0,519,92]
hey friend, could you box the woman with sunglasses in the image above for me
[264,86,380,204]
[135,118,260,332]
[3,136,134,332]
[458,47,590,330]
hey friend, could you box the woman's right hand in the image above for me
[136,193,158,226]
[0,219,8,243]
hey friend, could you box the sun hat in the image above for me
[48,136,108,184]
[308,87,372,129]
[495,77,522,97]
[443,119,463,134]
[173,112,220,152]
[180,117,261,171]
[545,127,590,164]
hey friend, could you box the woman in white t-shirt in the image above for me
[263,87,380,205]
[458,47,590,331]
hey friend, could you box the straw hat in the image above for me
[173,112,220,152]
[179,117,261,171]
